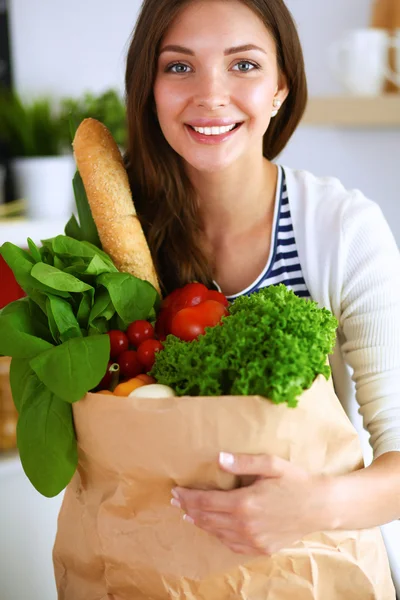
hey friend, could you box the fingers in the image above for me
[219,452,286,478]
[173,486,242,514]
[187,509,235,532]
[183,512,261,556]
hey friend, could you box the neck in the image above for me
[186,156,278,243]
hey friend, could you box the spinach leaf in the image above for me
[89,288,114,324]
[76,293,93,327]
[53,256,66,271]
[0,299,54,358]
[27,298,54,344]
[29,334,110,403]
[27,238,42,263]
[46,295,83,343]
[84,254,112,276]
[73,171,101,248]
[30,262,93,293]
[98,272,159,327]
[17,375,77,497]
[1,242,69,298]
[88,318,109,335]
[42,235,116,272]
[81,241,117,270]
[9,358,36,413]
[65,214,84,242]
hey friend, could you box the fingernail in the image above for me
[219,452,235,467]
[171,488,180,500]
[183,514,195,525]
[171,498,181,509]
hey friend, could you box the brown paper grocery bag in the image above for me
[53,375,395,599]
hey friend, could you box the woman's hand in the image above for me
[171,453,333,556]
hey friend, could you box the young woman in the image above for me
[124,0,400,563]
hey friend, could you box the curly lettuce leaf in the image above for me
[151,285,338,406]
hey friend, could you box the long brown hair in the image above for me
[124,0,308,294]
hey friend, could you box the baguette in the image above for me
[72,118,161,295]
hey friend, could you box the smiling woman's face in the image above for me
[153,0,287,174]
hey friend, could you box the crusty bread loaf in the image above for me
[73,118,160,295]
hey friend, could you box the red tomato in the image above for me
[158,283,212,338]
[170,300,228,342]
[155,309,170,341]
[127,320,155,348]
[177,283,209,308]
[117,350,144,378]
[161,287,184,311]
[107,330,129,358]
[207,289,229,308]
[137,339,163,371]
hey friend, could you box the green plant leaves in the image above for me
[31,263,94,293]
[0,299,54,358]
[0,89,64,156]
[17,376,78,497]
[72,171,102,248]
[0,225,159,498]
[29,335,110,403]
[98,272,160,327]
[9,359,38,413]
[46,295,83,343]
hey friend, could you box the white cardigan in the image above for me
[284,165,400,460]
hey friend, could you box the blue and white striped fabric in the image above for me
[227,167,310,300]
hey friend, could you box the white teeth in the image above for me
[192,124,236,135]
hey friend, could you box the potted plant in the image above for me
[60,89,127,150]
[0,88,76,221]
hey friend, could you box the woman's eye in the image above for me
[233,61,259,72]
[166,63,191,74]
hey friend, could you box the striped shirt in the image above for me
[225,166,310,300]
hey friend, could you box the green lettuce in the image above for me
[151,285,338,407]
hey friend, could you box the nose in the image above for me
[193,70,230,111]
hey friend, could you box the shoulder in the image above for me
[281,165,384,235]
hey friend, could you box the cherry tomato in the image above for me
[127,320,155,348]
[117,350,144,378]
[170,300,228,342]
[207,289,229,308]
[137,339,163,371]
[107,329,129,358]
[177,283,209,308]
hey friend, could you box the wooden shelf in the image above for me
[302,95,400,127]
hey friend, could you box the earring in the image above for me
[271,98,282,118]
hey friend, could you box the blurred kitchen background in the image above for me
[1,0,400,599]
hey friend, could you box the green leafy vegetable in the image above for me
[152,285,338,407]
[29,335,110,403]
[17,373,78,498]
[0,299,54,358]
[0,229,160,497]
[98,272,159,328]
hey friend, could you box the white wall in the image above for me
[281,0,400,241]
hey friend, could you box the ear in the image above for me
[275,73,289,106]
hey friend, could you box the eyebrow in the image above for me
[159,43,267,56]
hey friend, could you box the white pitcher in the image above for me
[329,28,392,95]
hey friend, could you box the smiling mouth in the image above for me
[187,123,243,136]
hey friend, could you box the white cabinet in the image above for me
[0,453,64,600]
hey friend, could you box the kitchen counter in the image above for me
[0,218,66,246]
